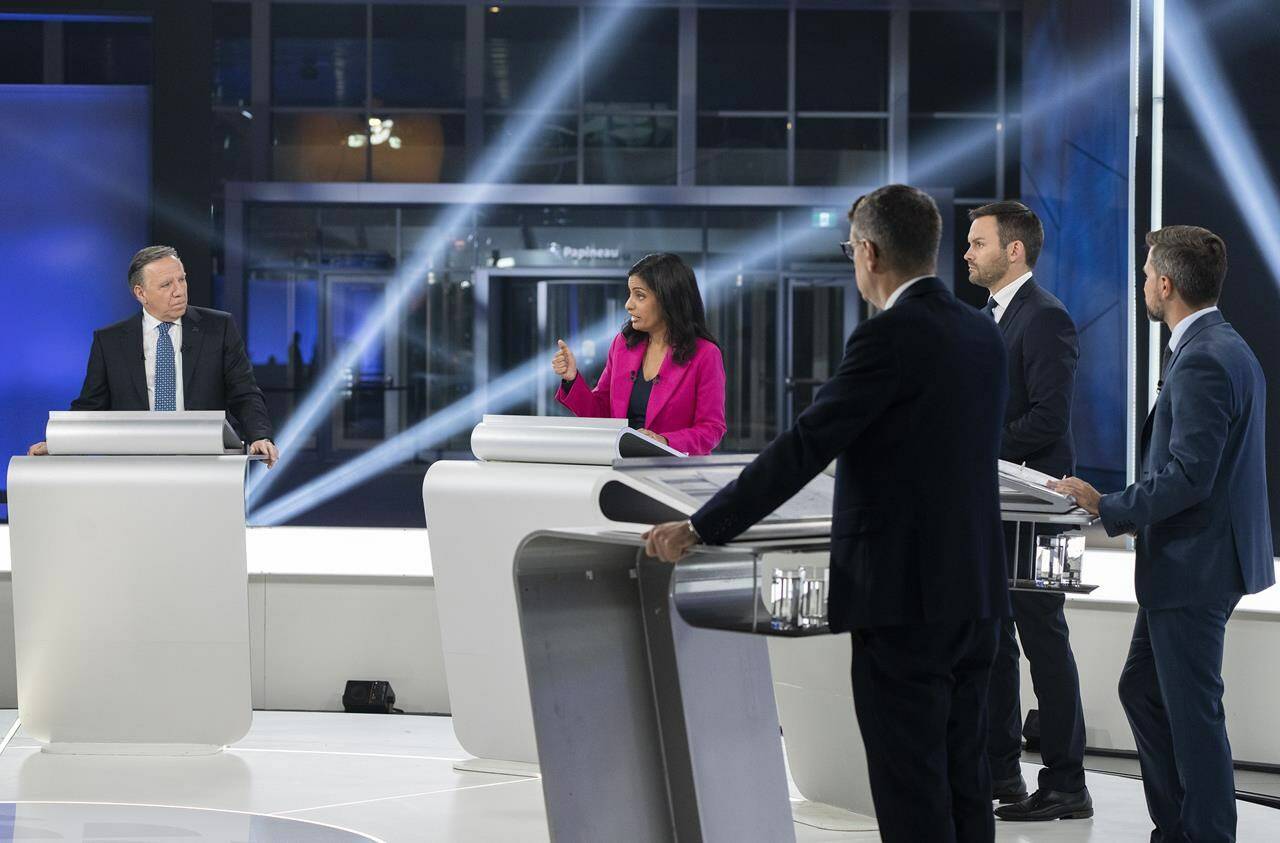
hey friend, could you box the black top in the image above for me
[627,373,656,430]
[690,277,1011,631]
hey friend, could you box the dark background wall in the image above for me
[1020,0,1131,493]
[1162,0,1280,553]
[3,1,214,305]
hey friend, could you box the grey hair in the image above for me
[847,185,942,276]
[127,245,180,290]
[1145,226,1227,307]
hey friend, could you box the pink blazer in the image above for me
[556,333,727,455]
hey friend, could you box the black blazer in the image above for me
[995,277,1079,478]
[690,277,1010,630]
[70,306,274,443]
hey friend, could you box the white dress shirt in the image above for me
[1168,305,1219,354]
[882,275,933,310]
[142,309,185,411]
[988,271,1034,323]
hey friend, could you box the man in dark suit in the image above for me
[964,201,1091,820]
[28,245,278,465]
[645,184,1010,842]
[1054,225,1273,842]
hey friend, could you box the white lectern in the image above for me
[6,411,255,755]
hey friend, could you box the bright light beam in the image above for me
[1163,0,1280,285]
[246,0,643,507]
[248,225,820,525]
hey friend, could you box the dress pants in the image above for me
[851,617,1000,843]
[987,522,1087,791]
[1119,596,1241,843]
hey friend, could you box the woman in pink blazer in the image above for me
[551,253,727,455]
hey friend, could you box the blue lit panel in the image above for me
[0,84,150,510]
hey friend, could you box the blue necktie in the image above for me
[982,297,998,320]
[155,322,177,411]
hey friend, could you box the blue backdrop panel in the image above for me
[0,84,150,506]
[1022,1,1131,491]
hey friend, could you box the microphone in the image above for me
[629,371,637,382]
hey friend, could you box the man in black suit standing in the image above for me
[28,245,278,466]
[1055,226,1273,842]
[964,201,1091,821]
[645,184,1010,842]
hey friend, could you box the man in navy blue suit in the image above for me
[645,184,1011,842]
[965,201,1091,820]
[1054,225,1273,843]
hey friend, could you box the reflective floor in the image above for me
[0,710,1274,842]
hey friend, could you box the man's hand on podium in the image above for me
[1049,476,1101,516]
[27,441,48,456]
[643,520,700,563]
[249,438,279,468]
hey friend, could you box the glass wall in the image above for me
[237,195,938,522]
[209,0,1022,526]
[210,2,1022,193]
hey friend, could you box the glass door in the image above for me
[326,273,405,448]
[785,276,859,425]
[483,271,625,419]
[534,278,628,416]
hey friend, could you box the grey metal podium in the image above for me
[6,411,255,755]
[514,529,825,843]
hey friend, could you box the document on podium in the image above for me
[998,459,1079,515]
[622,461,835,524]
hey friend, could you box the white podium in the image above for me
[6,411,255,755]
[423,415,686,775]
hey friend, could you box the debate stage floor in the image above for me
[0,710,1275,842]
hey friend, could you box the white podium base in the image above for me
[452,757,540,778]
[41,742,224,757]
[790,799,878,832]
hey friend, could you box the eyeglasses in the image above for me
[840,239,868,262]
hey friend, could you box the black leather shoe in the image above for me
[991,775,1028,804]
[995,787,1094,821]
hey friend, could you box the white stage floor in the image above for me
[0,710,1275,842]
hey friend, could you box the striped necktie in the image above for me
[155,322,177,411]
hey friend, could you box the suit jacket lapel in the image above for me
[612,339,646,418]
[644,349,690,426]
[123,313,148,406]
[997,277,1035,334]
[181,307,205,394]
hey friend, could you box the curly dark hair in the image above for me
[620,253,718,364]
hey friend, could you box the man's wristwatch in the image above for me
[685,520,701,543]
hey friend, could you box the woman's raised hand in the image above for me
[552,339,577,381]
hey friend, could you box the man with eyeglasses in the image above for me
[645,184,1010,843]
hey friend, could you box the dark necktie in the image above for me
[1157,344,1172,393]
[982,297,998,320]
[155,322,177,411]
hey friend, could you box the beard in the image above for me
[1145,296,1164,322]
[968,252,1010,289]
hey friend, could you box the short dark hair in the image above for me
[847,185,941,276]
[968,201,1044,268]
[1145,225,1227,307]
[128,245,180,290]
[621,253,718,364]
